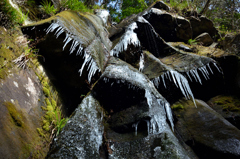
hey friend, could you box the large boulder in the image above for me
[207,95,240,129]
[219,33,240,55]
[194,32,213,46]
[21,10,112,115]
[143,8,192,42]
[190,16,220,41]
[172,99,240,159]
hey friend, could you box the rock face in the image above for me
[172,99,240,159]
[2,0,240,159]
[0,27,51,158]
[194,32,213,46]
[220,33,240,55]
[0,68,47,158]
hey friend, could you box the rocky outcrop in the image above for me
[172,99,240,159]
[190,16,220,41]
[0,67,48,158]
[207,95,240,129]
[219,33,240,55]
[194,32,213,46]
[2,1,240,159]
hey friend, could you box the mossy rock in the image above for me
[212,95,240,112]
[4,101,24,127]
[171,102,184,110]
[43,86,50,97]
[0,27,23,80]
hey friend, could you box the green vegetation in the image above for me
[37,74,68,139]
[168,0,190,14]
[171,102,184,110]
[12,46,39,69]
[188,39,197,45]
[41,0,57,15]
[0,0,26,27]
[212,95,240,112]
[4,101,24,127]
[61,0,90,12]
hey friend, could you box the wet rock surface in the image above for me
[0,68,48,158]
[194,32,213,46]
[172,99,240,159]
[2,1,240,159]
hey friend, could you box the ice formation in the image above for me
[164,102,174,131]
[110,22,141,57]
[139,53,144,72]
[95,9,110,26]
[45,22,100,83]
[145,89,153,108]
[152,70,196,105]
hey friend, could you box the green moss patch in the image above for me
[0,27,24,80]
[212,95,240,112]
[171,102,184,110]
[4,101,24,127]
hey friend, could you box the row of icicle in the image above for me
[44,16,222,137]
[45,21,100,83]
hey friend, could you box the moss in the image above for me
[51,98,57,109]
[37,128,45,137]
[41,77,50,89]
[45,105,55,120]
[42,121,50,131]
[4,101,24,127]
[213,95,240,112]
[45,98,51,106]
[171,103,184,110]
[43,86,50,97]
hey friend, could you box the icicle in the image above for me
[56,28,64,38]
[63,35,72,51]
[76,45,83,56]
[207,63,214,74]
[110,22,140,57]
[165,103,174,131]
[186,71,192,81]
[203,66,209,76]
[139,53,144,72]
[144,120,150,135]
[79,53,91,75]
[87,57,100,83]
[145,89,153,108]
[191,69,202,84]
[161,74,166,88]
[152,77,159,88]
[171,71,178,88]
[213,63,222,74]
[167,71,171,81]
[132,121,139,136]
[199,67,208,80]
[70,40,79,54]
[170,71,196,106]
[46,23,60,34]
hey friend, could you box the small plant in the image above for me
[188,39,197,45]
[54,108,68,136]
[61,0,92,13]
[13,46,39,69]
[41,0,57,15]
[0,0,27,27]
